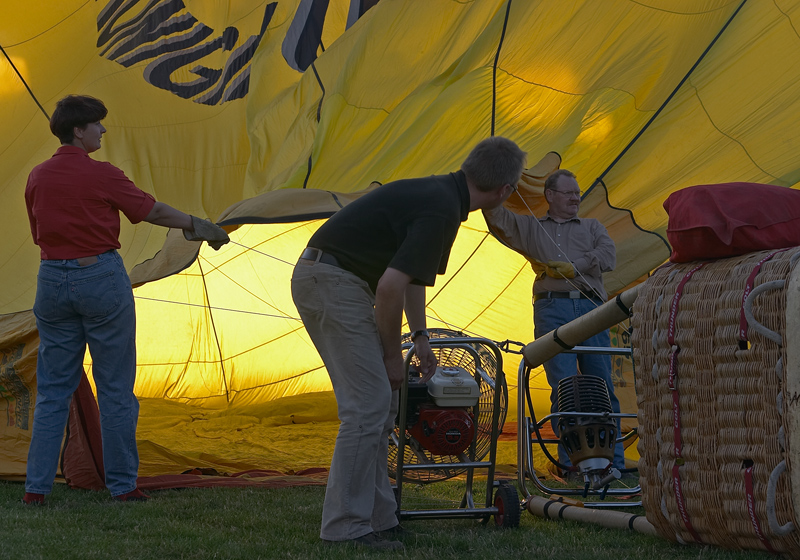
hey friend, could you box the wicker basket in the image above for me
[632,247,800,553]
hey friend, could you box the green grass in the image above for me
[0,479,772,560]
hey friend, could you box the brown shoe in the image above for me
[114,488,150,502]
[23,492,45,505]
[323,532,404,550]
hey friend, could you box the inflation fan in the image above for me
[389,328,520,528]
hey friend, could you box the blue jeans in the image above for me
[26,250,140,496]
[534,297,625,469]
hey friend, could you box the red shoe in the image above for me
[23,492,45,505]
[114,488,150,502]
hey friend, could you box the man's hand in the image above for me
[384,355,406,390]
[183,215,230,250]
[413,337,438,382]
[528,258,547,278]
[546,260,575,279]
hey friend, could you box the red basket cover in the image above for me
[663,182,800,262]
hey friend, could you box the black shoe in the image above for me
[375,524,415,539]
[323,532,404,551]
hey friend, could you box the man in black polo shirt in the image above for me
[291,137,526,550]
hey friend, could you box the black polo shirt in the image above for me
[308,171,471,292]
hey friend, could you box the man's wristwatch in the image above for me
[411,329,430,342]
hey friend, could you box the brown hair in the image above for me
[461,136,526,192]
[50,95,108,144]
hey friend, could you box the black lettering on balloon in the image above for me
[97,0,190,59]
[144,26,237,100]
[282,0,330,72]
[97,0,384,103]
[195,5,275,106]
[108,15,208,67]
[345,0,381,30]
[97,0,276,105]
[282,0,382,72]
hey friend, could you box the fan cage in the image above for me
[388,328,507,483]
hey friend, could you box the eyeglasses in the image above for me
[551,190,581,198]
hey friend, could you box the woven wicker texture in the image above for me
[632,248,800,553]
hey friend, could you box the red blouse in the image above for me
[25,146,155,260]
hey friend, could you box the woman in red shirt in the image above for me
[23,95,228,504]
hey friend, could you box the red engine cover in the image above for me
[408,406,475,456]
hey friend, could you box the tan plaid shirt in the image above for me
[483,205,615,300]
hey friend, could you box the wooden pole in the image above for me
[526,495,657,535]
[523,284,642,368]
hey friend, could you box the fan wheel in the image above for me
[493,482,521,528]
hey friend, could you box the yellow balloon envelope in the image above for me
[2,0,799,478]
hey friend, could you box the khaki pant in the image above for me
[291,260,399,541]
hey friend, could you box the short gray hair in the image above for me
[544,169,576,191]
[461,137,526,192]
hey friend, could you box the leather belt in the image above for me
[300,247,341,268]
[43,249,112,266]
[533,290,593,301]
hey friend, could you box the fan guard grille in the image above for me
[388,329,507,483]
